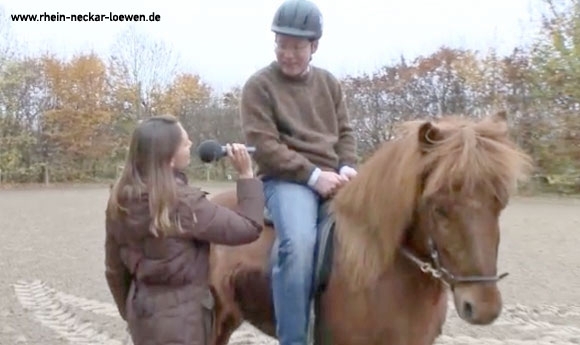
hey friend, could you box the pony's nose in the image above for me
[458,296,501,325]
[462,301,474,320]
[454,284,503,325]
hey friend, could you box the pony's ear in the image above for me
[487,110,509,135]
[418,121,443,149]
[491,110,508,123]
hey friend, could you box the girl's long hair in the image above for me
[107,115,183,237]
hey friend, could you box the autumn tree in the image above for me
[153,72,212,117]
[41,52,116,181]
[0,11,47,182]
[342,48,487,157]
[521,0,580,187]
[0,2,577,193]
[174,84,245,180]
[531,0,580,107]
[341,72,392,155]
[153,72,214,160]
[0,57,47,182]
[108,25,181,120]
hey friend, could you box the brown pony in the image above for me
[206,111,533,345]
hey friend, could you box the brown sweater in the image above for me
[240,61,358,184]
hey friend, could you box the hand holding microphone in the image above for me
[226,143,254,178]
[196,140,255,178]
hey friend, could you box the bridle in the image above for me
[397,186,510,290]
[399,237,509,290]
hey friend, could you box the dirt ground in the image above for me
[1,182,579,345]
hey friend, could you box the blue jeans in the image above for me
[263,179,325,345]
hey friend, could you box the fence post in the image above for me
[43,164,50,185]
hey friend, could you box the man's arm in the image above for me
[240,77,319,184]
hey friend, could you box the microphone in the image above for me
[196,139,256,163]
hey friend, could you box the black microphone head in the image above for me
[197,140,224,163]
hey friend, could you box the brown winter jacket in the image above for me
[104,171,264,345]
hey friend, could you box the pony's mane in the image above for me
[330,112,533,290]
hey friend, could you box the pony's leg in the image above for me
[210,270,244,345]
[211,286,244,345]
[212,311,243,345]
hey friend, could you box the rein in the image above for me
[399,237,509,290]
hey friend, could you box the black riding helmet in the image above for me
[271,0,323,41]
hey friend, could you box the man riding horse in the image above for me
[239,0,359,344]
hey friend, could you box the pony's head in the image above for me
[331,111,533,325]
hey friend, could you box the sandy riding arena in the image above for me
[1,183,579,345]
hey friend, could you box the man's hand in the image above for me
[339,166,357,181]
[313,171,347,198]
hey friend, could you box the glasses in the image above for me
[274,43,311,54]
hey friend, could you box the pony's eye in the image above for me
[434,206,448,218]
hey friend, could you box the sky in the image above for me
[1,0,546,92]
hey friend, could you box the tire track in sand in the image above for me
[12,279,580,344]
[13,280,123,345]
